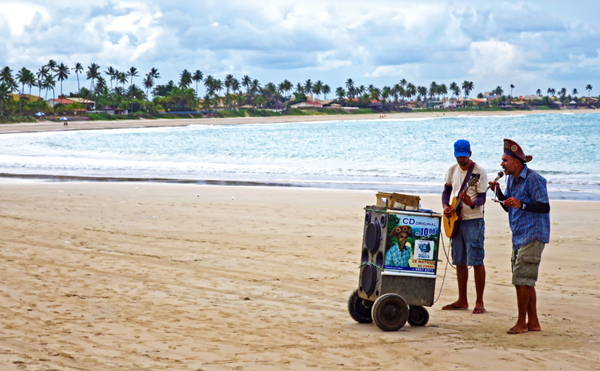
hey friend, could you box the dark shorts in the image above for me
[451,218,485,266]
[512,240,545,286]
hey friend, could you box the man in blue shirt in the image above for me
[489,139,550,335]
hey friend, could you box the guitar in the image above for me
[443,173,481,238]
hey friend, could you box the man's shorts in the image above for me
[451,218,485,266]
[512,240,545,286]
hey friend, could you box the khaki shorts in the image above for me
[511,240,545,286]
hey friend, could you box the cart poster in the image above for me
[384,213,440,275]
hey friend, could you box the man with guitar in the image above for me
[442,139,488,314]
[489,139,550,334]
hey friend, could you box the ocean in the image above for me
[1,113,599,200]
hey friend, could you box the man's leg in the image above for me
[473,264,486,313]
[527,286,541,331]
[508,285,530,334]
[443,264,469,309]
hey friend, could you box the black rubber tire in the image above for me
[372,293,409,331]
[348,289,373,324]
[408,305,429,327]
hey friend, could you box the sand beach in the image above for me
[0,180,599,370]
[1,108,599,134]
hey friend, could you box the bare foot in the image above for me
[472,307,486,314]
[442,301,468,310]
[527,323,541,331]
[507,324,529,334]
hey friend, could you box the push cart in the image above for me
[348,202,442,332]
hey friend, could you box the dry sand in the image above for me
[1,108,599,134]
[0,181,599,370]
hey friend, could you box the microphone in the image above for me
[487,171,504,190]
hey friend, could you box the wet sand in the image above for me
[0,181,598,370]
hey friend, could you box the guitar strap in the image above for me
[458,162,476,194]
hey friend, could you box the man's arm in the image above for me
[442,184,452,207]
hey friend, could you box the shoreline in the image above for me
[1,108,599,135]
[1,173,598,201]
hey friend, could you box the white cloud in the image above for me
[468,40,520,76]
[364,66,404,78]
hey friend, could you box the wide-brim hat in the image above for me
[504,139,532,163]
[391,225,412,237]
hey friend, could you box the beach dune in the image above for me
[0,181,599,370]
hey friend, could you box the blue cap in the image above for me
[454,139,471,157]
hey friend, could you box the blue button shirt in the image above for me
[385,242,412,268]
[505,165,550,249]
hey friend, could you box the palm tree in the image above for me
[44,74,56,100]
[0,66,13,84]
[250,79,260,94]
[495,86,504,96]
[148,67,160,80]
[313,80,323,100]
[510,84,515,96]
[204,75,215,95]
[105,66,116,89]
[242,75,252,94]
[439,83,448,100]
[304,79,313,98]
[449,82,459,98]
[585,84,593,97]
[280,80,292,99]
[192,70,203,96]
[46,60,58,75]
[345,78,355,98]
[322,84,330,100]
[417,86,427,100]
[72,63,83,92]
[179,69,192,88]
[16,67,29,95]
[95,76,107,95]
[224,74,235,95]
[462,81,474,98]
[560,87,567,97]
[86,63,100,91]
[572,88,578,97]
[231,77,240,95]
[536,89,542,96]
[117,71,128,90]
[295,83,304,96]
[128,67,139,90]
[406,83,416,100]
[143,74,154,98]
[0,82,10,116]
[429,81,438,100]
[335,87,346,104]
[57,63,70,96]
[36,66,49,97]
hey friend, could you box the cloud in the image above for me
[0,0,599,96]
[364,66,404,78]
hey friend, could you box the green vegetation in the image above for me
[1,61,599,125]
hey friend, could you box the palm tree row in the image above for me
[1,61,598,115]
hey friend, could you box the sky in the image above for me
[1,0,599,97]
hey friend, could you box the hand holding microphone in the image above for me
[487,171,504,192]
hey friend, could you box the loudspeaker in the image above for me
[358,209,388,302]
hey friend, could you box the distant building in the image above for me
[10,93,43,102]
[47,98,74,107]
[290,101,322,109]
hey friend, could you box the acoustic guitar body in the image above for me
[443,197,461,238]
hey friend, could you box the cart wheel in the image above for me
[372,293,409,331]
[348,289,373,324]
[408,306,429,327]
